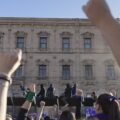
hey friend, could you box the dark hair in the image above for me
[92,91,96,95]
[40,84,43,88]
[66,83,71,88]
[26,116,31,120]
[59,110,76,120]
[96,93,120,120]
[44,116,51,120]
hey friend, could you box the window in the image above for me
[84,38,92,49]
[14,65,23,77]
[106,65,116,80]
[62,65,70,80]
[0,36,2,44]
[0,36,3,50]
[0,33,4,50]
[62,37,70,50]
[85,65,93,80]
[39,65,47,79]
[39,37,47,49]
[16,37,24,49]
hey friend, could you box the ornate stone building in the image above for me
[0,17,120,97]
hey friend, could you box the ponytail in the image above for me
[108,100,120,120]
[96,94,120,120]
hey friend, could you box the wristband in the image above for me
[0,73,12,85]
[26,91,36,102]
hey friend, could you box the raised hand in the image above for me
[0,49,22,78]
[83,0,112,27]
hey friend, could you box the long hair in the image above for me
[59,110,76,120]
[96,93,120,120]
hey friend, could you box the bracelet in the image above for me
[0,73,12,85]
[26,91,36,102]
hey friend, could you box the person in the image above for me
[86,93,120,120]
[6,117,12,120]
[36,84,45,106]
[36,101,45,120]
[73,89,83,119]
[59,110,76,120]
[17,83,36,120]
[6,114,12,120]
[71,83,77,96]
[64,83,72,99]
[60,83,72,108]
[17,84,46,120]
[91,92,97,102]
[109,89,117,98]
[46,84,55,99]
[44,116,51,120]
[20,81,28,96]
[37,84,45,100]
[0,49,22,120]
[83,0,120,67]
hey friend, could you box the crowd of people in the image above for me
[36,83,84,119]
[1,0,120,120]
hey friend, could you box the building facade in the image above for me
[0,17,120,97]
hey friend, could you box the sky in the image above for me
[0,0,119,18]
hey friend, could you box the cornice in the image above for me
[0,17,93,26]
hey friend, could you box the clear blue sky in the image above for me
[0,0,119,18]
